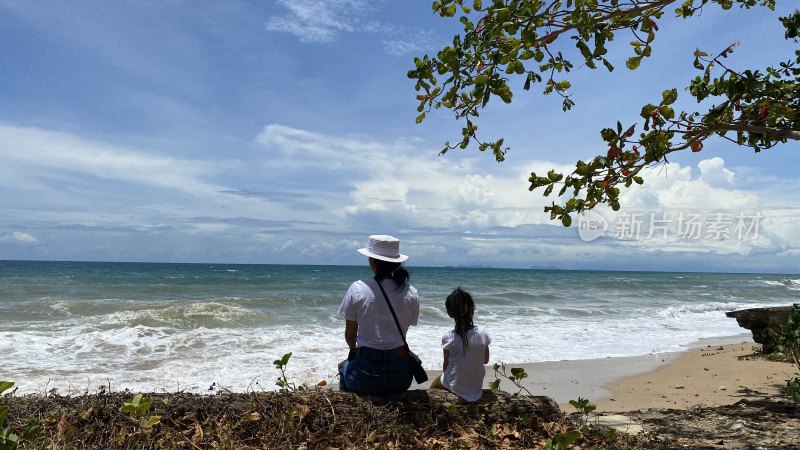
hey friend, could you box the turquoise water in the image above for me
[1,260,796,393]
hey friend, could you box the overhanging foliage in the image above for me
[409,0,799,226]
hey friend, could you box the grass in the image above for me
[1,388,664,449]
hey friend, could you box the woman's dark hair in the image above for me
[445,287,475,350]
[372,258,410,289]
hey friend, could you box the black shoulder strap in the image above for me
[374,277,408,346]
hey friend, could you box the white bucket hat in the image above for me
[357,235,409,263]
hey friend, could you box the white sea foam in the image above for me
[47,300,72,315]
[0,303,760,395]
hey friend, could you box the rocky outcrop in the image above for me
[725,306,793,353]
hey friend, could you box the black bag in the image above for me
[407,347,428,384]
[375,278,428,384]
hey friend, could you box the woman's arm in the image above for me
[442,349,449,372]
[345,320,358,350]
[484,345,490,364]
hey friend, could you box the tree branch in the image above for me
[535,0,677,45]
[716,123,800,141]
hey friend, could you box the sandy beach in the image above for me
[595,342,795,412]
[420,334,797,412]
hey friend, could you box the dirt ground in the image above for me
[611,397,800,449]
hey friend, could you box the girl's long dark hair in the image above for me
[446,287,475,350]
[372,258,410,290]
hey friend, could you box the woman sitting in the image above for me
[337,235,419,395]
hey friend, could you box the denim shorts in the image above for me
[338,346,412,395]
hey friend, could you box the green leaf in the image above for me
[510,367,528,380]
[561,215,572,227]
[640,104,657,119]
[566,198,577,210]
[0,405,8,426]
[473,0,482,9]
[416,113,426,124]
[130,394,143,406]
[0,427,19,445]
[550,430,581,448]
[22,423,42,442]
[661,88,678,106]
[576,40,592,59]
[626,56,642,70]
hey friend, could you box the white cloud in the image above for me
[258,124,538,230]
[457,175,495,209]
[257,124,380,168]
[0,124,326,243]
[1,232,39,245]
[0,124,221,196]
[587,157,791,257]
[256,126,799,265]
[188,223,233,236]
[698,157,735,186]
[265,1,440,56]
[382,39,426,56]
[619,158,758,211]
[265,0,373,43]
[4,121,798,270]
[381,29,438,56]
[343,180,415,215]
[455,210,491,227]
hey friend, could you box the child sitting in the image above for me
[430,287,491,401]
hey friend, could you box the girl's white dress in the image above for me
[440,326,491,401]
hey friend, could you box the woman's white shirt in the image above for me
[337,278,419,350]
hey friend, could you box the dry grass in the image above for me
[1,388,661,449]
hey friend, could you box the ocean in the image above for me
[1,260,797,394]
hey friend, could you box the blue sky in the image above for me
[1,0,798,272]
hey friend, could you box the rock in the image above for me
[725,306,794,353]
[729,420,746,432]
[593,414,645,435]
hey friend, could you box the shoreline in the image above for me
[418,333,797,411]
[11,333,789,409]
